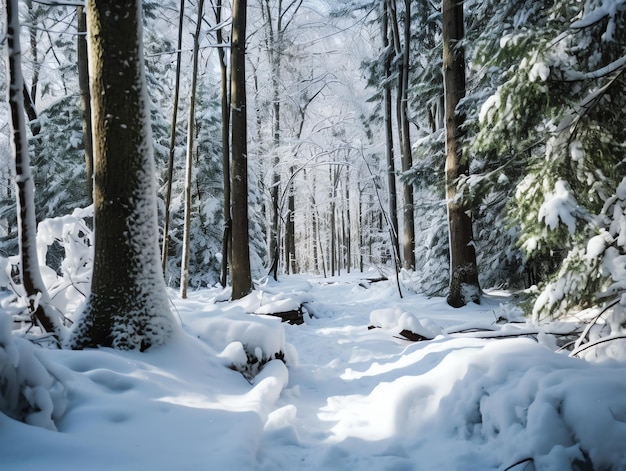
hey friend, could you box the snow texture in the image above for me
[1,274,625,470]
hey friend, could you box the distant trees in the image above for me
[3,0,623,325]
[67,0,175,350]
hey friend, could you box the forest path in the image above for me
[255,273,499,470]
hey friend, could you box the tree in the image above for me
[387,0,415,270]
[180,0,205,299]
[213,0,232,288]
[77,6,93,204]
[67,0,175,350]
[161,0,185,273]
[472,0,626,318]
[381,1,401,272]
[257,0,304,279]
[442,0,480,307]
[5,0,62,339]
[230,0,253,299]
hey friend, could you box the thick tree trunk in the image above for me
[161,0,185,273]
[68,0,174,350]
[180,0,204,299]
[5,0,60,338]
[442,0,480,307]
[77,6,93,204]
[230,0,252,299]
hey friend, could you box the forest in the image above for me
[1,0,626,470]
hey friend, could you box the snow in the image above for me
[2,273,626,470]
[538,179,580,234]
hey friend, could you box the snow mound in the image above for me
[0,311,67,431]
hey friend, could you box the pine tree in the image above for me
[473,0,626,317]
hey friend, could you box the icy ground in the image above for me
[2,272,626,470]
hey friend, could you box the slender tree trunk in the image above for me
[215,0,231,288]
[399,0,415,270]
[68,0,175,350]
[285,176,296,274]
[230,0,252,299]
[442,0,480,307]
[384,0,403,270]
[161,0,186,273]
[5,0,60,339]
[345,170,351,273]
[77,6,93,204]
[180,0,204,299]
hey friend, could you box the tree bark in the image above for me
[68,0,175,350]
[215,0,231,288]
[383,1,400,269]
[77,6,93,204]
[180,0,204,299]
[399,0,415,270]
[5,0,60,339]
[230,0,252,299]
[442,0,480,307]
[161,0,186,273]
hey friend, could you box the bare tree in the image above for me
[5,0,62,340]
[161,0,186,273]
[180,0,205,299]
[442,0,480,307]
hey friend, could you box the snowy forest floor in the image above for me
[3,271,626,470]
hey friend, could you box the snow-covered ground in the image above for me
[2,271,626,470]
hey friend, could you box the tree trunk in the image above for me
[399,0,415,270]
[180,0,204,299]
[77,6,93,204]
[230,0,252,299]
[215,0,231,288]
[68,0,175,350]
[442,0,480,307]
[284,166,296,274]
[382,1,400,269]
[161,0,186,274]
[5,0,61,339]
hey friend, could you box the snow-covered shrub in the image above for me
[0,309,67,430]
[35,207,93,319]
[199,308,297,381]
[1,207,93,332]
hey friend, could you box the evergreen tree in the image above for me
[473,0,626,317]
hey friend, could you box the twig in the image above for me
[570,334,626,358]
[573,298,620,350]
[502,457,534,471]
